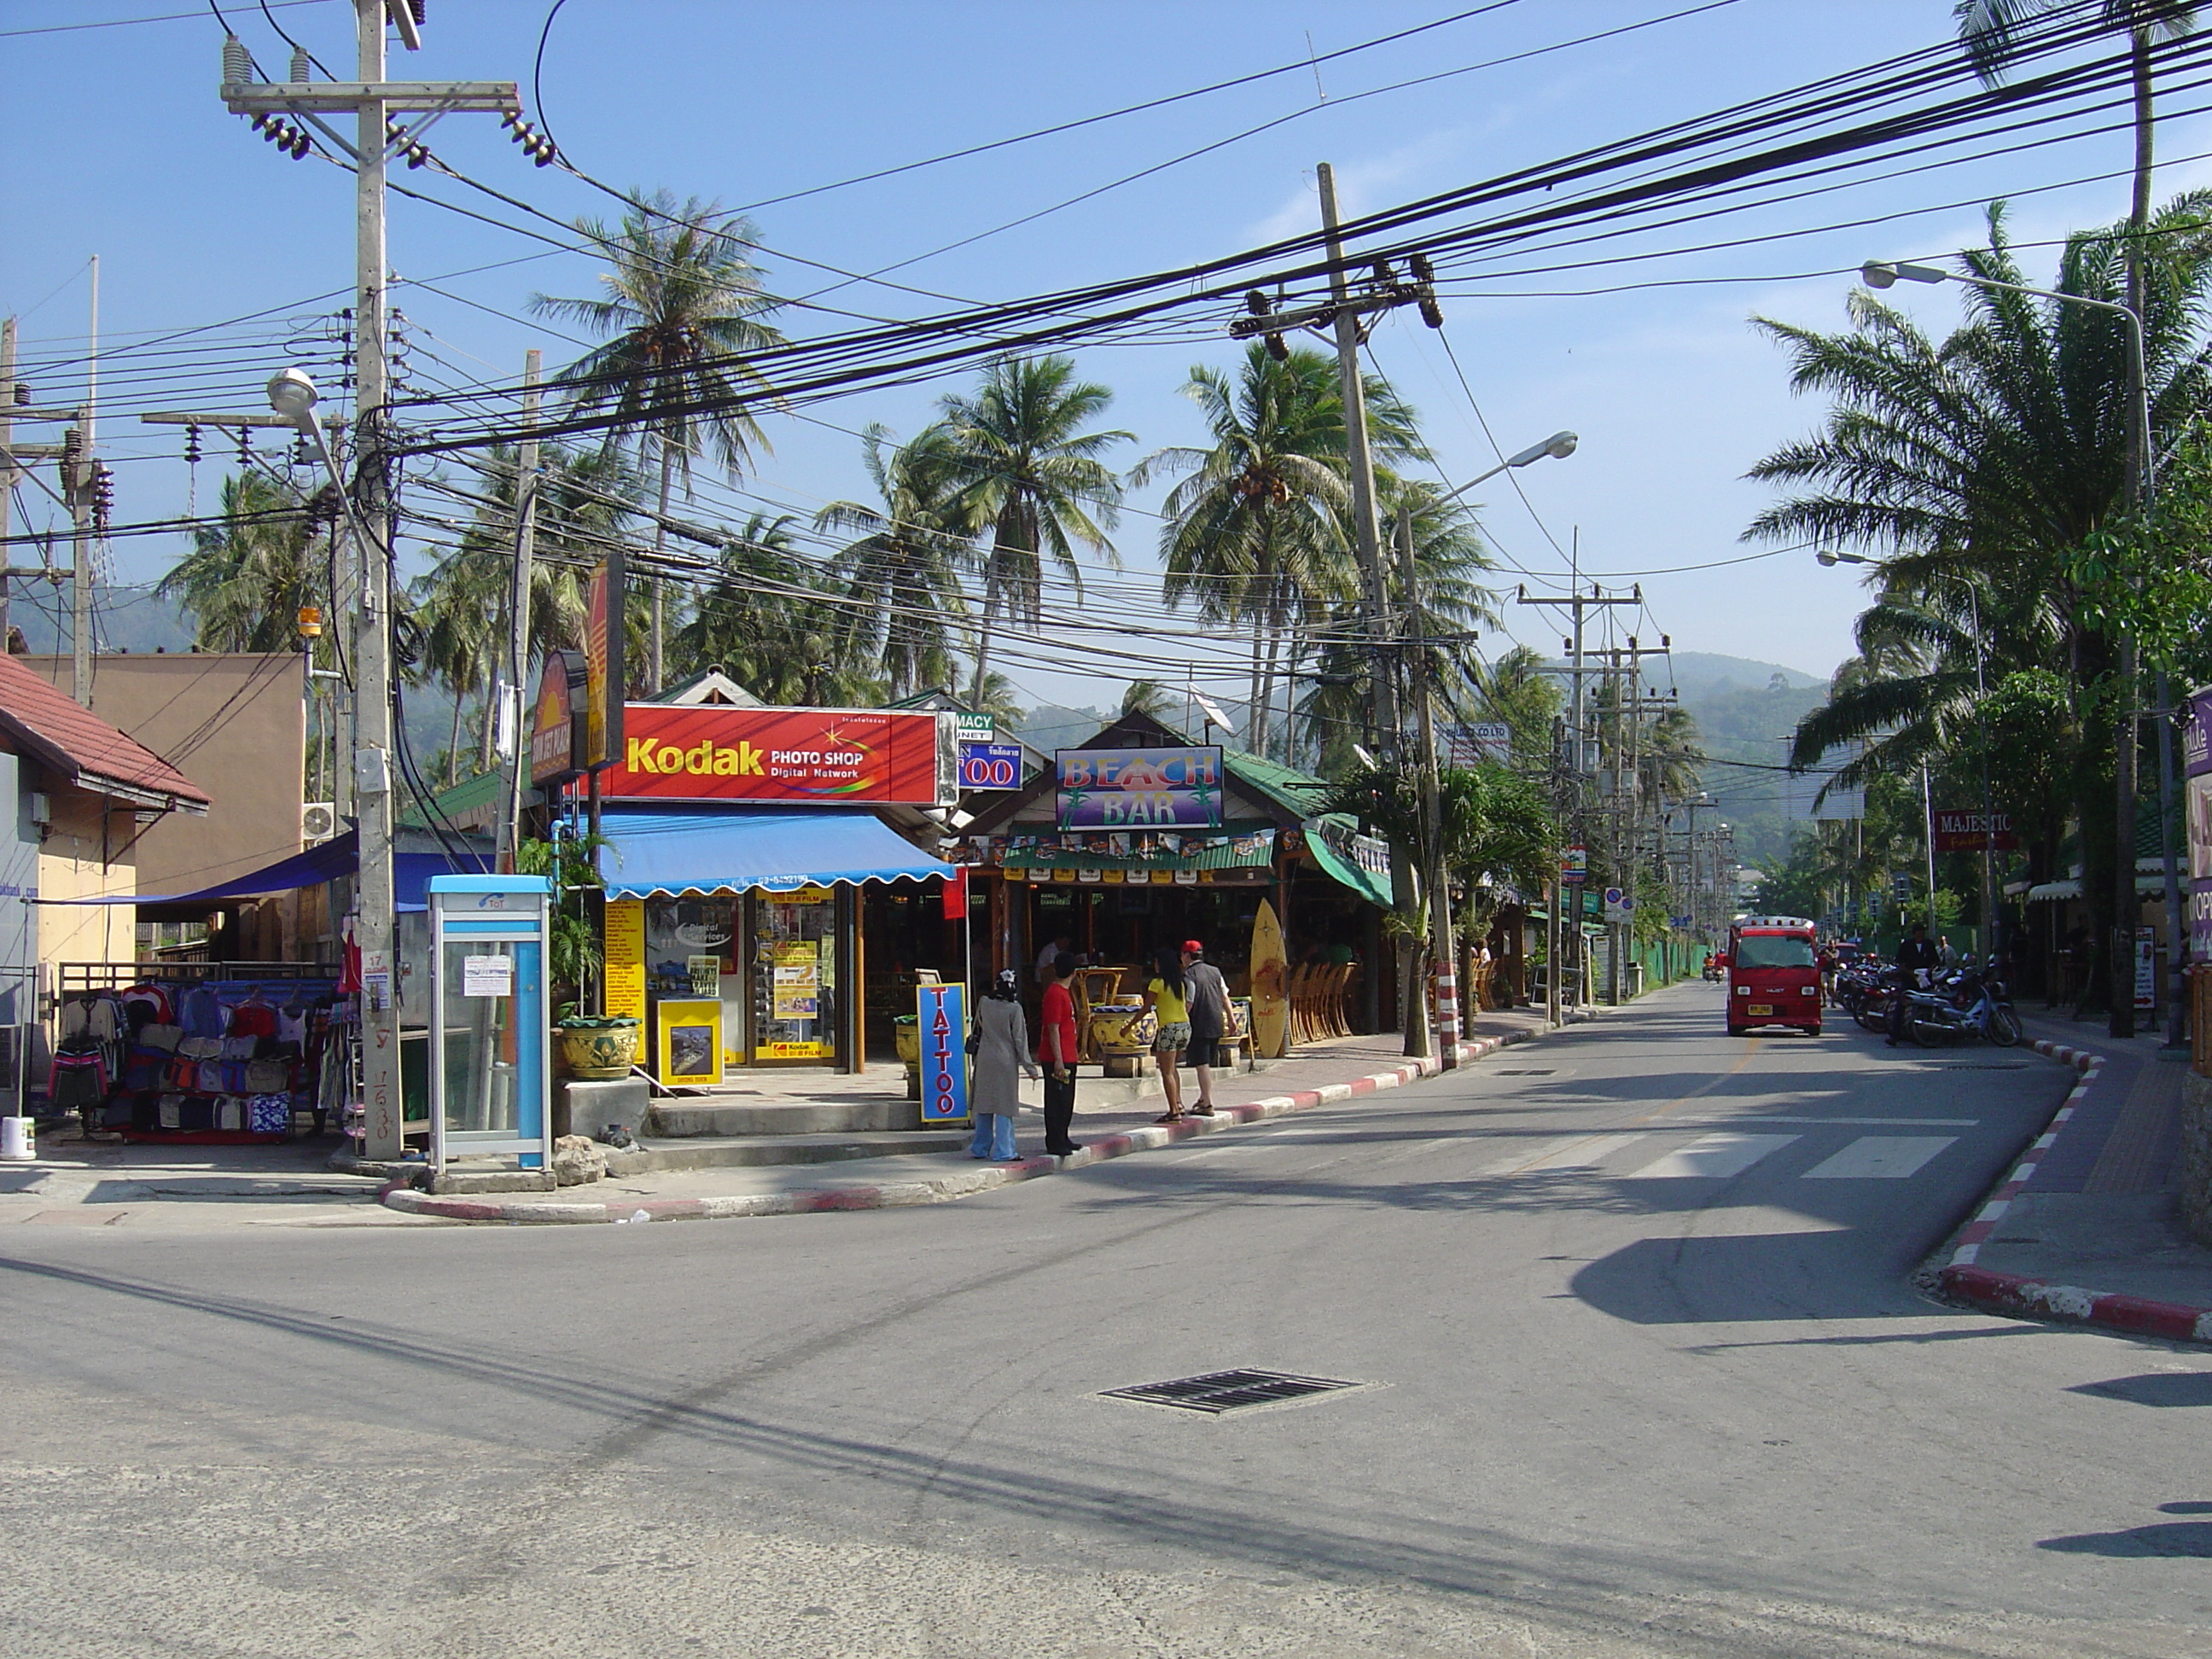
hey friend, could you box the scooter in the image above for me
[1900,967,2020,1048]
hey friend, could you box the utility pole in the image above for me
[498,348,542,870]
[0,341,84,666]
[224,2,521,1161]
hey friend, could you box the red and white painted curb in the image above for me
[1935,1033,2212,1348]
[381,1014,1598,1225]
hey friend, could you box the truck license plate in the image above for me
[1747,1004,1773,1016]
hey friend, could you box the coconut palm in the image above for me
[1746,196,2212,1005]
[1133,343,1423,758]
[159,471,329,653]
[532,189,787,694]
[678,514,880,707]
[934,355,1131,706]
[815,423,975,699]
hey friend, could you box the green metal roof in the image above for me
[1219,746,1333,820]
[398,766,505,832]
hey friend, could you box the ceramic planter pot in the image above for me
[559,1017,641,1081]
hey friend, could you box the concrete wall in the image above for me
[32,782,135,970]
[21,653,305,896]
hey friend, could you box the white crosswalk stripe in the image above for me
[1800,1135,1957,1179]
[1624,1132,1798,1180]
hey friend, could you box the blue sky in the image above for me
[4,0,2204,718]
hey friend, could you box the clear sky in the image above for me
[4,0,2203,718]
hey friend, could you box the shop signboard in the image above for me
[602,899,648,1022]
[2136,930,2158,1014]
[582,557,625,769]
[1932,808,2018,853]
[916,982,969,1126]
[1442,722,1513,766]
[1056,746,1222,830]
[1560,845,1586,886]
[955,712,995,742]
[604,705,954,805]
[2186,688,2212,953]
[529,649,588,787]
[958,742,1023,790]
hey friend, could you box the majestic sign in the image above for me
[916,982,969,1126]
[958,742,1024,791]
[582,558,626,769]
[1056,746,1223,830]
[1932,809,2018,853]
[529,649,587,788]
[602,705,953,805]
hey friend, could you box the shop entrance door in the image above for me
[748,887,838,1065]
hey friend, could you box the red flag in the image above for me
[940,865,967,921]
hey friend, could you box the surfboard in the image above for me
[1249,899,1290,1057]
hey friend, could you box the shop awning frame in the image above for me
[598,806,954,899]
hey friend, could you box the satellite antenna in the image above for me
[1191,692,1233,738]
[1352,743,1377,768]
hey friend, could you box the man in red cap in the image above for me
[1180,939,1231,1115]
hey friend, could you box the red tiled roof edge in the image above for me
[0,654,211,808]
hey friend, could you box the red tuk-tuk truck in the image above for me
[1720,915,1821,1036]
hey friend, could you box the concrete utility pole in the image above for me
[498,349,542,871]
[0,336,84,669]
[224,2,520,1161]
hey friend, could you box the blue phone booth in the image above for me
[426,875,552,1173]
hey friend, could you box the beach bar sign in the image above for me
[1056,747,1224,830]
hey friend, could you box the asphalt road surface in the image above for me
[5,981,2209,1658]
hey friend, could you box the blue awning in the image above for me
[599,807,952,898]
[42,831,492,913]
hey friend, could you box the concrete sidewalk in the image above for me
[1932,1009,2212,1345]
[384,1002,1603,1225]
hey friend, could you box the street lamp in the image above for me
[1863,257,2174,1041]
[1435,430,1579,506]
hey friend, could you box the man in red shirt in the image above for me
[1037,952,1082,1156]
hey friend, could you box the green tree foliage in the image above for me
[815,423,974,698]
[159,471,329,653]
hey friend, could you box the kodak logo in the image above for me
[626,736,765,777]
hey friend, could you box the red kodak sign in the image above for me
[602,705,949,804]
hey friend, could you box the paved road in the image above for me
[5,981,2209,1657]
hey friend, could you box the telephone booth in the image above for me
[426,874,552,1173]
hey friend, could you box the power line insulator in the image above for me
[1264,331,1289,362]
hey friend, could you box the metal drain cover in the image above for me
[1493,1068,1558,1076]
[1101,1369,1364,1415]
[1930,1062,2029,1070]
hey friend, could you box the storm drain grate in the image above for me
[1100,1369,1363,1415]
[1493,1068,1558,1076]
[1926,1062,2030,1070]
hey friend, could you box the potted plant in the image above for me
[557,1004,642,1080]
[519,831,637,1080]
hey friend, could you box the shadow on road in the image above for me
[2068,1373,2212,1408]
[2039,1503,2212,1557]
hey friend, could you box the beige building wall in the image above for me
[32,784,135,971]
[22,654,306,896]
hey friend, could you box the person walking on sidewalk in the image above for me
[1037,952,1084,1155]
[1181,939,1231,1116]
[1144,945,1192,1123]
[969,969,1038,1161]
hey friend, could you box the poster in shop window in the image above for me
[772,940,819,1020]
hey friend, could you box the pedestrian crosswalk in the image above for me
[1483,1126,1962,1182]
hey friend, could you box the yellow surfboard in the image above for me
[1249,899,1290,1057]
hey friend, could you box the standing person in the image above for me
[968,969,1037,1161]
[1143,945,1192,1124]
[1036,951,1083,1156]
[1889,922,1941,1047]
[1181,938,1231,1116]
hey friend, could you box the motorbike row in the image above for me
[1829,956,2023,1049]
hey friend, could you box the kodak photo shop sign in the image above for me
[605,705,952,805]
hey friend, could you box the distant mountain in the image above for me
[1662,650,1829,701]
[9,585,195,655]
[1013,703,1117,754]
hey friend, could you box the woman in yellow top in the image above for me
[1142,944,1192,1123]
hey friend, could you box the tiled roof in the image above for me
[0,654,210,811]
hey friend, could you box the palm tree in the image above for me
[678,514,880,707]
[1133,342,1422,758]
[1467,643,1565,768]
[935,355,1131,707]
[159,471,328,652]
[1746,197,2212,1007]
[816,424,975,699]
[532,189,788,694]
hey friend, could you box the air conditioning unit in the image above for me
[301,801,337,845]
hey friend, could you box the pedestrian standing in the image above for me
[969,969,1037,1161]
[1143,945,1191,1124]
[1037,952,1083,1155]
[1181,938,1231,1116]
[1889,921,1941,1047]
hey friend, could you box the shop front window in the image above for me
[752,886,837,1063]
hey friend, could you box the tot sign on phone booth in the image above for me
[427,876,552,1174]
[916,982,969,1126]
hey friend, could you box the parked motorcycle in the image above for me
[1900,964,2020,1048]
